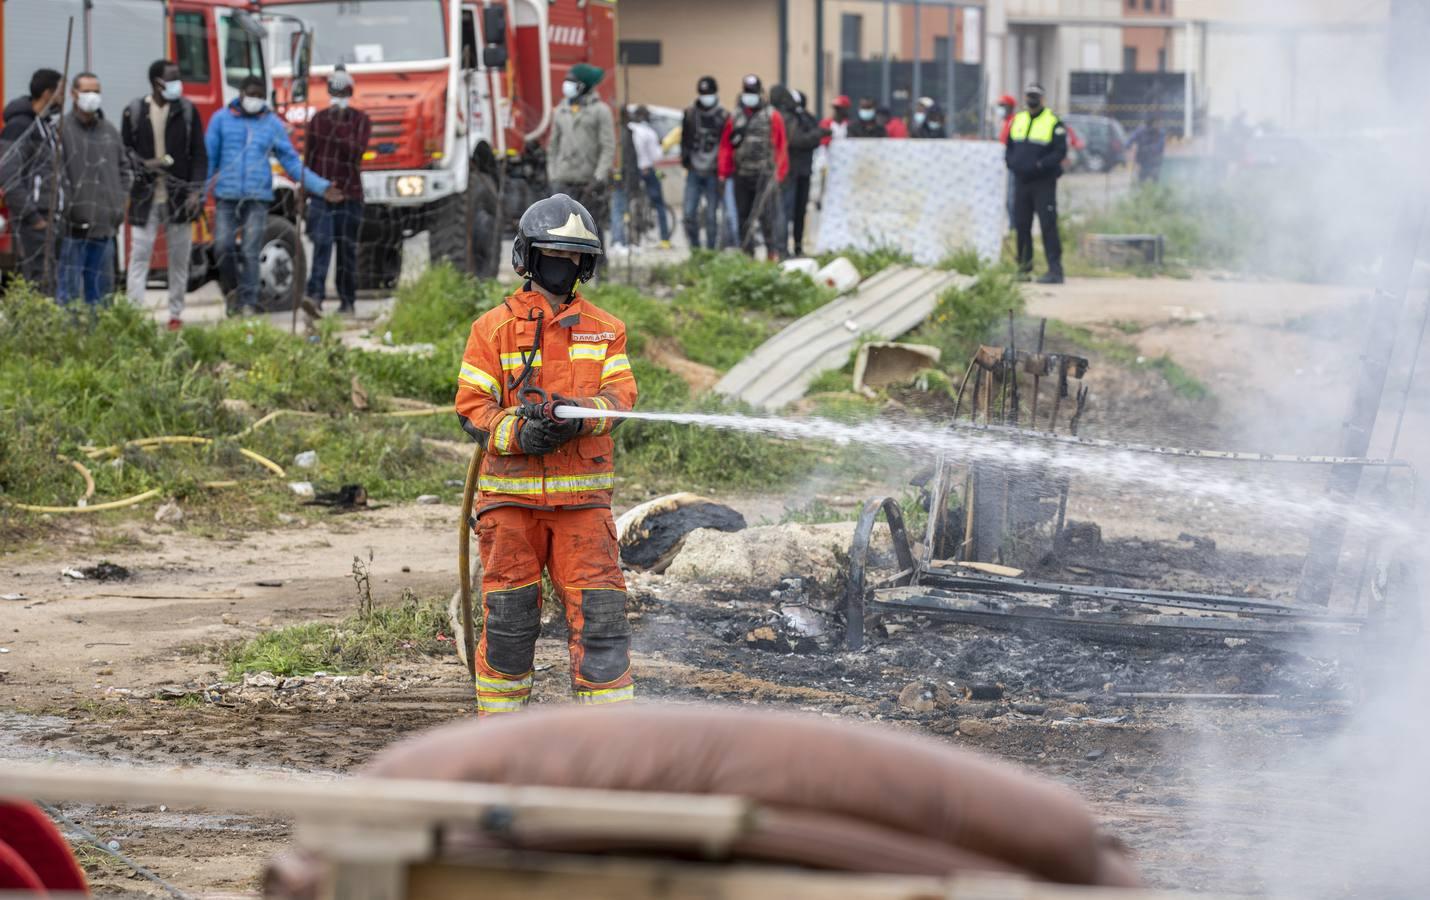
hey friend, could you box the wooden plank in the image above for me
[0,762,751,851]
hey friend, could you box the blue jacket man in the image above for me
[205,75,341,314]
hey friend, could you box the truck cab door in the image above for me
[460,5,501,154]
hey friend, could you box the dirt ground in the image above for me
[0,273,1410,896]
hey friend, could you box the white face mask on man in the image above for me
[332,96,350,110]
[241,95,266,115]
[562,80,582,100]
[857,108,875,122]
[75,92,102,114]
[698,93,718,109]
[161,80,183,101]
[739,92,760,108]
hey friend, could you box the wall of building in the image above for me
[615,0,780,111]
[1177,0,1391,128]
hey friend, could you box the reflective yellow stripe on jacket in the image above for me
[493,414,520,453]
[1009,109,1059,144]
[569,342,607,361]
[458,363,500,400]
[500,350,541,372]
[478,472,615,495]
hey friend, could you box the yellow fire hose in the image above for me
[457,443,484,683]
[2,438,287,515]
[3,402,449,516]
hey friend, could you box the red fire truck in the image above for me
[260,0,618,284]
[0,0,316,308]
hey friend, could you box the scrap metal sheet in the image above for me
[817,139,1006,264]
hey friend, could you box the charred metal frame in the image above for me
[844,322,1415,649]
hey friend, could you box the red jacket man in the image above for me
[455,194,637,715]
[717,74,789,259]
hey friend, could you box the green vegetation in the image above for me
[937,246,985,276]
[224,594,451,678]
[913,268,1026,367]
[814,246,913,279]
[1046,321,1208,400]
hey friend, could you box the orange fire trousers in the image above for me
[473,505,634,715]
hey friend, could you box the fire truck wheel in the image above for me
[257,215,305,313]
[466,170,503,280]
[429,194,468,273]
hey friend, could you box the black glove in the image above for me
[516,418,564,456]
[547,394,583,442]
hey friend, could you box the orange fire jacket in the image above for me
[455,287,638,513]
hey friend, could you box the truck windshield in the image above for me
[264,0,446,66]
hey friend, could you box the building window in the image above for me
[1123,46,1137,71]
[1161,0,1169,11]
[619,40,661,66]
[1157,48,1167,71]
[1143,0,1153,9]
[841,13,863,60]
[174,11,210,83]
[1127,0,1135,8]
[934,35,951,63]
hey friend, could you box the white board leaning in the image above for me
[816,138,1006,266]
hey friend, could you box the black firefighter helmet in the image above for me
[512,193,603,281]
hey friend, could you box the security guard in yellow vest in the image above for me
[1005,83,1068,284]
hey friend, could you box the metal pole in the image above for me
[44,18,75,295]
[881,0,891,106]
[948,4,957,134]
[1297,203,1426,606]
[1182,20,1193,138]
[815,0,825,114]
[778,0,789,87]
[912,0,922,116]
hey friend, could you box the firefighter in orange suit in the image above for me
[454,194,637,716]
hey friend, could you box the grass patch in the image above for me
[224,594,451,678]
[912,269,1026,366]
[815,246,913,279]
[1046,321,1209,400]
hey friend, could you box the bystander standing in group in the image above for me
[911,97,947,139]
[0,68,65,293]
[547,63,614,247]
[206,76,340,315]
[1126,116,1167,183]
[54,73,131,307]
[304,67,371,315]
[771,86,824,258]
[123,59,205,328]
[1005,83,1066,284]
[628,105,671,248]
[877,105,907,138]
[848,98,885,138]
[679,75,726,250]
[996,93,1018,227]
[718,75,788,260]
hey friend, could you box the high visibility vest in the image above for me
[1009,109,1059,144]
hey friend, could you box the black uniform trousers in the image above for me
[734,173,780,258]
[1013,176,1062,275]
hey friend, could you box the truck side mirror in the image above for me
[482,45,508,68]
[481,6,508,68]
[290,31,312,103]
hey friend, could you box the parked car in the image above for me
[1063,114,1128,173]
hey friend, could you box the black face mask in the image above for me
[533,253,581,299]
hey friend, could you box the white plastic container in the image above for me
[814,256,861,294]
[780,257,819,277]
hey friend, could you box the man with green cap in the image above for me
[547,63,615,248]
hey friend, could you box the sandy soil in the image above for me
[0,273,1407,897]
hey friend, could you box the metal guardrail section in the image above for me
[714,266,973,410]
